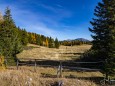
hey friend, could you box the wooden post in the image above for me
[5,59,7,68]
[59,61,62,78]
[16,59,19,70]
[58,81,63,86]
[34,59,37,72]
[57,61,62,78]
[57,65,59,78]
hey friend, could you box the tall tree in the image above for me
[36,35,42,46]
[89,0,115,78]
[0,7,23,65]
[22,29,28,45]
[48,37,54,48]
[55,38,60,49]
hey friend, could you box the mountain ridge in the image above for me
[63,38,90,42]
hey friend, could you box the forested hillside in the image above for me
[60,39,91,46]
[0,7,60,65]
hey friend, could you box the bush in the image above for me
[80,49,99,62]
[6,57,16,66]
[79,49,104,69]
[0,55,5,69]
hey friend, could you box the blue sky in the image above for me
[0,0,101,40]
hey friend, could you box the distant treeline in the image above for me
[18,28,60,48]
[60,40,91,46]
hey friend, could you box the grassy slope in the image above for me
[17,44,92,60]
[16,44,103,78]
[0,44,103,86]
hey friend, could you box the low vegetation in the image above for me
[0,67,97,86]
[0,55,5,70]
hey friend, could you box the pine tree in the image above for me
[28,32,32,43]
[55,38,60,49]
[89,0,115,78]
[0,7,23,65]
[21,29,28,45]
[48,37,54,48]
[36,35,42,45]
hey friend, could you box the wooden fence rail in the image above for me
[16,58,103,78]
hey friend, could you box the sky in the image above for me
[0,0,101,40]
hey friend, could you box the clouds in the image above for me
[33,2,73,25]
[0,4,52,36]
[20,21,56,37]
[0,0,94,40]
[37,3,72,18]
[0,1,74,39]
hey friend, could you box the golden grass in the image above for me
[6,44,102,86]
[0,66,97,86]
[14,66,103,77]
[16,66,103,77]
[17,44,91,60]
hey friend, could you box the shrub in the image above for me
[0,55,5,70]
[80,49,99,62]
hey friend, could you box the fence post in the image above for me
[5,59,7,68]
[34,59,37,72]
[57,61,63,78]
[57,61,62,78]
[58,80,63,86]
[16,59,19,70]
[59,61,62,78]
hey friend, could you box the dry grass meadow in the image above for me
[17,44,92,60]
[0,44,104,86]
[0,67,98,86]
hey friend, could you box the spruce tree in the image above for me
[36,35,42,46]
[89,0,115,78]
[48,37,54,48]
[0,7,23,65]
[20,29,28,45]
[55,38,60,49]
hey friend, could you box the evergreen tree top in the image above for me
[3,7,15,25]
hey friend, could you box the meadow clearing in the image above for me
[0,44,104,86]
[17,44,92,60]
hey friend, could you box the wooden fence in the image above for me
[16,58,104,78]
[4,58,115,85]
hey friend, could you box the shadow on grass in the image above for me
[40,73,103,85]
[17,59,105,85]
